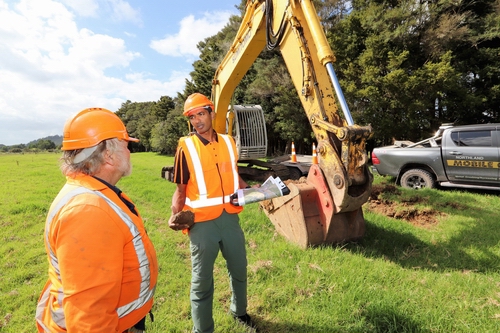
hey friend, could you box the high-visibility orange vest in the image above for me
[180,134,243,222]
[36,174,158,333]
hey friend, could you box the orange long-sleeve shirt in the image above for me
[36,174,158,333]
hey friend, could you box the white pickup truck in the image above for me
[371,123,500,190]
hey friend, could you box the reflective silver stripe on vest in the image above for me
[37,187,95,329]
[35,283,53,332]
[185,137,207,200]
[219,135,239,193]
[36,187,154,329]
[184,135,238,208]
[185,195,232,208]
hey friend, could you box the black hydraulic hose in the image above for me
[265,0,289,50]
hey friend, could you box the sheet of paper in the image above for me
[231,176,291,206]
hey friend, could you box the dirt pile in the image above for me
[277,179,443,227]
[367,184,442,227]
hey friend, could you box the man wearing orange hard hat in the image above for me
[169,93,258,332]
[36,108,158,333]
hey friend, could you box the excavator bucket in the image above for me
[260,164,366,248]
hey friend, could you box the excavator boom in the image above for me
[212,0,373,247]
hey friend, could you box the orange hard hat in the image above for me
[183,93,214,116]
[62,108,139,151]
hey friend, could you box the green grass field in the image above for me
[1,152,499,332]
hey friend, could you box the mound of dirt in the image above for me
[367,184,442,227]
[269,180,442,227]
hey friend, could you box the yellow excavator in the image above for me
[214,0,373,248]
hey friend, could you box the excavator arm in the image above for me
[211,0,373,247]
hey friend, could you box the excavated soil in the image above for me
[281,179,444,227]
[367,184,443,227]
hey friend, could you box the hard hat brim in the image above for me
[183,106,211,117]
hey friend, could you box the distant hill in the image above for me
[27,135,63,146]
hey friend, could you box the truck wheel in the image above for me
[400,169,435,190]
[287,167,302,180]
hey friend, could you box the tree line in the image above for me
[118,0,499,156]
[1,138,58,153]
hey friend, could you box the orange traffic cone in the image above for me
[312,143,318,164]
[291,142,297,162]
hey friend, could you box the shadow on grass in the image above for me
[254,319,337,333]
[255,319,357,333]
[254,305,427,333]
[359,304,430,333]
[350,187,500,273]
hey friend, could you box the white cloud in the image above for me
[0,0,182,145]
[1,0,78,56]
[0,0,238,146]
[108,0,141,26]
[57,0,141,25]
[58,0,99,17]
[149,11,232,58]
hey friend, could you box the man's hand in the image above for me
[168,206,194,231]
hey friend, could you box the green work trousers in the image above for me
[189,210,248,333]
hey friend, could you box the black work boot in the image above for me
[233,313,257,332]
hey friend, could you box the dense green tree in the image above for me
[117,96,181,153]
[28,139,56,150]
[329,0,500,146]
[150,107,188,155]
[314,0,352,29]
[116,100,155,152]
[153,96,175,121]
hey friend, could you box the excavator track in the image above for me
[163,160,291,183]
[238,159,291,182]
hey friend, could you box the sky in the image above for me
[0,0,240,145]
